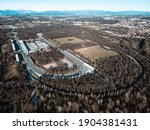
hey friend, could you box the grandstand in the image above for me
[62,50,95,75]
[11,40,16,52]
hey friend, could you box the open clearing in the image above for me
[54,37,85,44]
[75,45,118,61]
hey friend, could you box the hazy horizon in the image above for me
[1,9,150,12]
[0,0,150,11]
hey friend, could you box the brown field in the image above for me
[75,45,118,61]
[54,37,85,44]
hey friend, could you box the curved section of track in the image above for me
[33,49,144,99]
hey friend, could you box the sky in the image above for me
[0,0,150,11]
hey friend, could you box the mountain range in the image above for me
[0,10,150,16]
